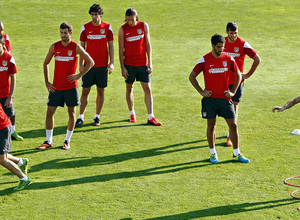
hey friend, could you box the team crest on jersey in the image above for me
[100,29,105,34]
[2,60,7,66]
[137,29,142,34]
[234,47,239,52]
[68,50,72,56]
[223,61,227,67]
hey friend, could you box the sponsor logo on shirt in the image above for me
[55,56,75,61]
[2,60,7,66]
[87,35,106,40]
[225,52,240,58]
[0,67,8,71]
[126,34,144,42]
[209,68,228,74]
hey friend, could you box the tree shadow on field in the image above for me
[142,198,299,219]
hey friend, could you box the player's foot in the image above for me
[130,114,136,123]
[226,137,232,146]
[147,117,162,126]
[14,177,32,191]
[11,131,23,141]
[20,158,29,175]
[210,154,219,164]
[233,154,250,163]
[75,118,84,128]
[36,141,52,150]
[94,117,100,126]
[63,140,70,150]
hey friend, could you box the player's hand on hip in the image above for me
[224,90,233,98]
[46,82,56,93]
[202,89,212,97]
[67,74,80,83]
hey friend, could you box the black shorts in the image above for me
[47,88,80,107]
[229,82,244,103]
[0,97,15,117]
[125,65,151,84]
[82,66,108,88]
[201,97,236,119]
[0,125,12,155]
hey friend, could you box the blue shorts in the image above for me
[229,82,244,103]
[125,65,151,84]
[201,97,236,119]
[82,66,108,88]
[48,88,80,107]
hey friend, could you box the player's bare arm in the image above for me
[43,44,56,93]
[272,96,300,112]
[118,27,128,79]
[5,74,15,108]
[242,54,261,79]
[79,41,87,72]
[67,44,94,83]
[107,40,114,74]
[189,71,212,97]
[144,22,153,74]
[226,70,241,98]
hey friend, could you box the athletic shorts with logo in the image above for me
[82,66,108,88]
[125,65,151,84]
[229,82,244,103]
[48,88,80,107]
[0,97,15,117]
[201,97,236,119]
[0,125,12,155]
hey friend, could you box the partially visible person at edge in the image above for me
[0,102,31,191]
[189,34,250,164]
[272,96,300,112]
[118,8,161,125]
[224,22,261,146]
[75,3,114,128]
[37,22,94,150]
[0,21,23,141]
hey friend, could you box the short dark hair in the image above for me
[60,22,73,33]
[211,34,225,46]
[226,22,238,31]
[124,8,139,21]
[89,4,103,15]
[0,34,4,44]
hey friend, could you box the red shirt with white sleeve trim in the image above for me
[0,51,17,98]
[3,34,11,52]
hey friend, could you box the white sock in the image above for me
[20,176,28,181]
[78,114,84,120]
[130,110,135,116]
[233,148,240,157]
[94,114,100,119]
[65,130,74,143]
[148,113,154,120]
[46,129,53,144]
[12,125,16,133]
[210,148,217,155]
[18,158,24,166]
[227,131,230,138]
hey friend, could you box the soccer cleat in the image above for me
[226,137,232,146]
[147,117,162,126]
[19,158,29,175]
[75,118,84,128]
[63,140,70,150]
[94,117,100,126]
[14,177,32,191]
[11,131,23,141]
[210,154,219,164]
[130,114,136,123]
[233,154,250,163]
[36,141,52,150]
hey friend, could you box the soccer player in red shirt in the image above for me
[37,22,94,150]
[0,21,11,53]
[0,102,31,191]
[224,22,261,146]
[75,4,114,128]
[118,8,161,125]
[189,34,250,164]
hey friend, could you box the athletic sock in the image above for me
[78,114,84,120]
[20,176,28,181]
[233,148,240,157]
[18,158,24,166]
[130,110,135,116]
[210,148,217,155]
[148,113,154,120]
[94,114,100,119]
[227,131,230,138]
[65,130,74,143]
[12,125,16,133]
[46,129,53,144]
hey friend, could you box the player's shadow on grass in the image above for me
[142,198,298,219]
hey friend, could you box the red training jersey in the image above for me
[53,41,78,90]
[224,36,257,84]
[0,51,17,98]
[3,34,11,52]
[193,52,239,100]
[80,21,113,67]
[122,21,147,66]
[0,103,11,130]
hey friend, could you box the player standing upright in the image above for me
[224,22,261,146]
[75,4,114,128]
[118,8,161,125]
[37,22,94,150]
[189,34,250,164]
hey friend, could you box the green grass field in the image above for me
[1,0,300,219]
